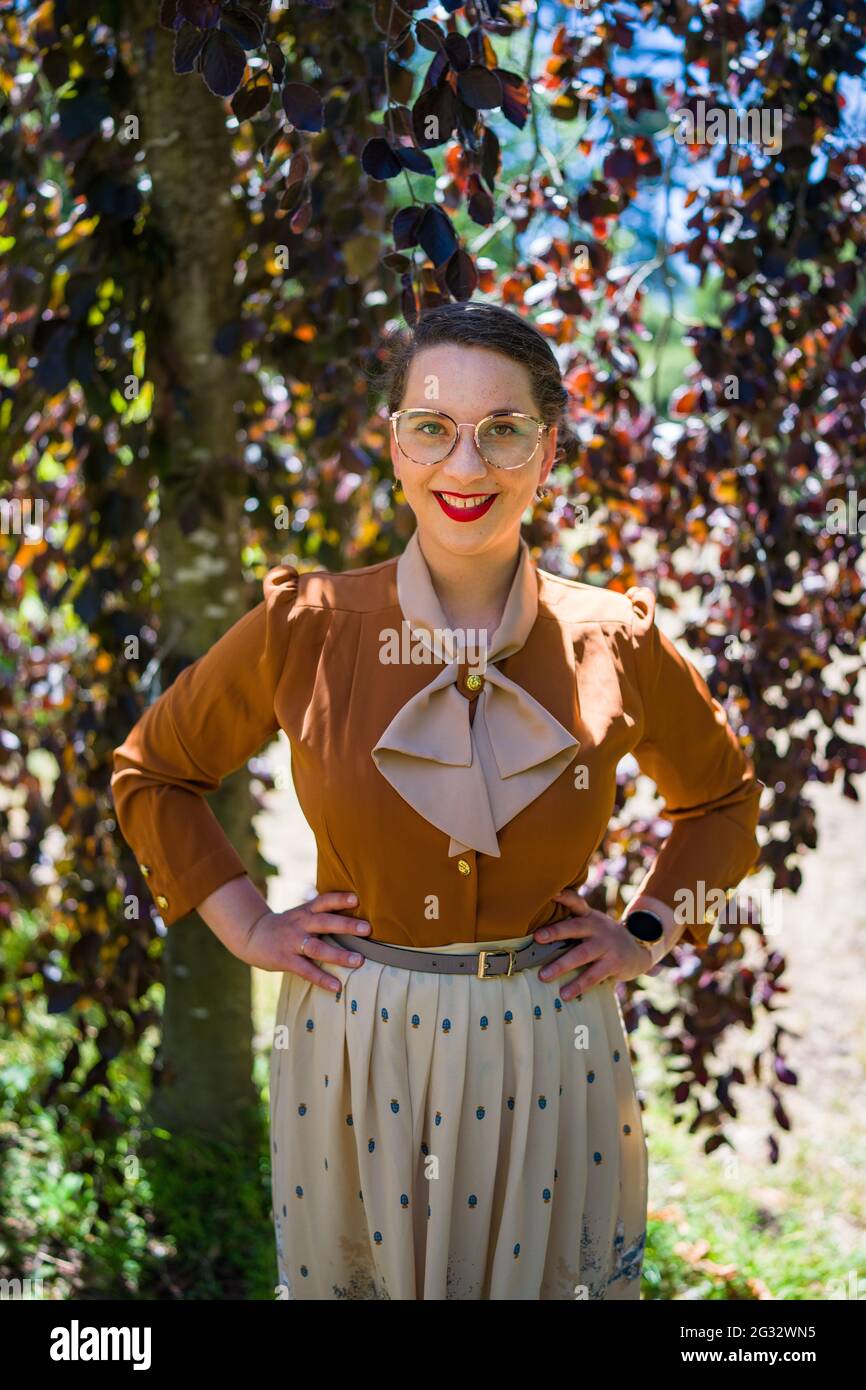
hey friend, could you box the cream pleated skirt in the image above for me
[269,931,648,1300]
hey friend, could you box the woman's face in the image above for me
[389,344,557,560]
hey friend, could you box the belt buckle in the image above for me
[477,948,516,980]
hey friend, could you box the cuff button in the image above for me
[156,895,168,911]
[140,864,151,878]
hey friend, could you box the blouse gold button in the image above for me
[156,895,169,911]
[465,673,483,692]
[457,859,472,876]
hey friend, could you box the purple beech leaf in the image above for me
[373,0,413,39]
[458,65,503,110]
[498,68,529,128]
[421,48,449,93]
[467,187,494,225]
[231,76,271,121]
[480,126,500,190]
[174,25,207,75]
[382,251,412,272]
[179,0,221,27]
[466,26,487,64]
[199,30,246,98]
[416,18,445,51]
[398,145,436,177]
[279,179,305,213]
[393,204,423,250]
[412,82,456,148]
[418,204,458,265]
[290,200,312,234]
[445,248,478,301]
[281,82,324,132]
[455,95,482,148]
[361,137,403,180]
[389,104,415,141]
[285,151,310,186]
[444,33,471,71]
[220,6,265,50]
[387,59,415,106]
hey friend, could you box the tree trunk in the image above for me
[127,7,259,1140]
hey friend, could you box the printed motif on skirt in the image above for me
[269,935,648,1300]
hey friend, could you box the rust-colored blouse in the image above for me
[110,535,763,949]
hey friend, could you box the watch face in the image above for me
[625,910,664,944]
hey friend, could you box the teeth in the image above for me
[439,493,494,509]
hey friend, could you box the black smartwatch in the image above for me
[622,909,665,945]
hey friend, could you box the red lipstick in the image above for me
[432,491,498,522]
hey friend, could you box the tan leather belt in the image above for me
[328,932,576,979]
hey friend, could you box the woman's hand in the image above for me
[533,888,652,1000]
[233,890,372,992]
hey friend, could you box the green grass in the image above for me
[636,1038,866,1300]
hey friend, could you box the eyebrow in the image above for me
[405,404,529,414]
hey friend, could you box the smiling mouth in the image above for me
[432,491,498,521]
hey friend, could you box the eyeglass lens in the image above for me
[395,411,540,469]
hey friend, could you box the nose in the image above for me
[438,423,490,485]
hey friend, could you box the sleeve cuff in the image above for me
[140,848,249,927]
[630,813,762,948]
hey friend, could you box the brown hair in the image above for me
[375,301,576,465]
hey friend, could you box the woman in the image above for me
[111,302,763,1301]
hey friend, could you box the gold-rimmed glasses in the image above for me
[390,408,548,470]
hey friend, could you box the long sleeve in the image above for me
[110,564,299,927]
[625,586,764,948]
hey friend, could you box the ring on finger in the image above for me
[299,934,311,957]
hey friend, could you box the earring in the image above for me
[391,477,403,497]
[535,485,550,500]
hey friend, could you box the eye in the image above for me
[402,413,449,436]
[483,418,522,438]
